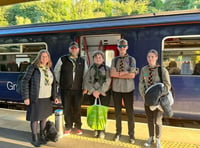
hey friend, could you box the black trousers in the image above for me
[61,90,82,130]
[145,105,163,139]
[112,91,135,137]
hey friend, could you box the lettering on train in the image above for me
[7,81,17,90]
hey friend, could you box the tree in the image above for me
[163,0,191,11]
[5,3,42,25]
[148,0,164,13]
[0,7,9,26]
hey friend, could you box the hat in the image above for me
[92,51,105,59]
[69,41,79,48]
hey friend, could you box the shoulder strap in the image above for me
[158,66,163,83]
[128,56,132,67]
[61,55,68,63]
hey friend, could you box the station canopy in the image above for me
[0,0,38,6]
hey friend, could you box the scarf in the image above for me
[39,65,50,86]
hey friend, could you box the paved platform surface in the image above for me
[0,108,200,148]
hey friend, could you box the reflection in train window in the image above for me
[162,36,200,75]
[0,42,47,72]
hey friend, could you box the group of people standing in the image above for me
[21,39,171,148]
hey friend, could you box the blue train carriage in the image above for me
[0,10,200,120]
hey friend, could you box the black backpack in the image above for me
[45,120,58,142]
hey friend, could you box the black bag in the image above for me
[45,121,58,142]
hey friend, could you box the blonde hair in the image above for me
[32,49,52,68]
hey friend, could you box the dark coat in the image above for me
[21,64,57,102]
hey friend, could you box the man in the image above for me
[54,41,87,135]
[110,39,137,144]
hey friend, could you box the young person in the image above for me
[83,51,111,139]
[139,49,171,148]
[110,39,137,144]
[22,49,59,147]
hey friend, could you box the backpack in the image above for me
[16,73,25,95]
[45,120,58,142]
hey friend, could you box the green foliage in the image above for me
[0,7,8,26]
[0,0,200,27]
[163,0,191,11]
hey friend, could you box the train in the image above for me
[0,10,200,120]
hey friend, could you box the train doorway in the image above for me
[80,34,121,67]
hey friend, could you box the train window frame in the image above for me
[0,42,48,72]
[162,35,200,76]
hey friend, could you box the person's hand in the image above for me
[24,99,30,106]
[83,89,88,95]
[54,98,59,104]
[93,91,100,98]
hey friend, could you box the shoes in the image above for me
[76,129,83,135]
[129,135,135,144]
[113,134,121,142]
[31,134,40,147]
[129,138,135,144]
[144,136,154,147]
[94,130,99,137]
[64,129,72,135]
[156,138,162,148]
[99,131,105,139]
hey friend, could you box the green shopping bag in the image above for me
[87,98,108,130]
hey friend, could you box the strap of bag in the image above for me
[158,66,163,83]
[94,98,101,105]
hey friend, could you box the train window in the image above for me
[0,42,47,72]
[0,45,20,53]
[162,36,200,75]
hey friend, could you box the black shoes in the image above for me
[32,134,40,147]
[40,130,47,144]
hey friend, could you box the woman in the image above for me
[139,49,171,148]
[21,49,59,147]
[83,51,111,139]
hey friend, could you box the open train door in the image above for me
[80,34,121,67]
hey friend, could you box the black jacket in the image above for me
[21,64,57,102]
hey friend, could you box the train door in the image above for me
[80,34,121,67]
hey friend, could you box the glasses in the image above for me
[118,45,127,48]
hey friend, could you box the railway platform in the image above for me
[0,108,200,148]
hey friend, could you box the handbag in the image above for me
[87,98,108,130]
[158,66,175,106]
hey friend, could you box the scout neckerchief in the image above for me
[148,65,158,87]
[119,54,128,72]
[39,65,50,86]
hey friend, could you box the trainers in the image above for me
[130,138,135,144]
[94,130,99,137]
[76,129,83,135]
[156,138,162,148]
[64,129,72,135]
[144,137,154,147]
[99,131,105,139]
[113,134,121,142]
